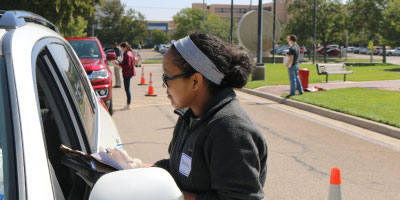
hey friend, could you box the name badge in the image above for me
[179,153,192,177]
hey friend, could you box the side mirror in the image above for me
[106,52,117,60]
[89,167,183,200]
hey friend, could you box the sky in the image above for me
[121,0,273,21]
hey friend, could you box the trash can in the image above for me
[298,68,309,90]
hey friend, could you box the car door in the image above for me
[32,38,99,199]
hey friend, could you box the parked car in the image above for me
[392,47,400,56]
[347,47,355,53]
[159,44,170,54]
[279,46,289,55]
[0,10,182,200]
[353,47,360,54]
[373,46,383,55]
[326,48,341,56]
[300,46,308,56]
[65,37,113,115]
[360,47,370,54]
[317,45,340,55]
[132,50,142,68]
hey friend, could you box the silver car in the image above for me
[0,11,181,200]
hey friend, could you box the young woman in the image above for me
[154,33,268,200]
[112,42,136,109]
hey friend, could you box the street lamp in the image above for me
[252,0,265,81]
[272,0,276,64]
[202,0,205,23]
[313,0,316,64]
[231,0,234,44]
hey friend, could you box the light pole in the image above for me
[202,0,205,23]
[231,0,234,44]
[272,0,276,64]
[313,0,316,64]
[252,0,265,80]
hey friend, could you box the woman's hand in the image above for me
[141,163,154,168]
[182,191,196,200]
[106,147,142,169]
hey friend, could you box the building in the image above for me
[147,21,176,35]
[192,0,290,24]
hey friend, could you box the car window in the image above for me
[68,40,101,59]
[46,43,95,147]
[0,61,7,200]
[0,58,17,200]
[35,48,92,199]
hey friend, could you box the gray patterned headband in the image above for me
[174,36,225,85]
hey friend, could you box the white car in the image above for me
[159,44,170,54]
[391,47,400,56]
[0,11,182,200]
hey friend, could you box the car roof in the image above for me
[65,37,99,41]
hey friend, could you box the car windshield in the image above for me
[69,40,101,59]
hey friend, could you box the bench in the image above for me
[316,63,353,83]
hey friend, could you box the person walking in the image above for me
[152,33,268,200]
[112,42,136,110]
[112,42,122,88]
[285,35,304,97]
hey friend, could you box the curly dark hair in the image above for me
[169,33,254,95]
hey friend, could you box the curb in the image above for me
[239,88,400,140]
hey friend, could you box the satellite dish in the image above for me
[237,10,281,53]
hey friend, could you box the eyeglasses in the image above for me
[162,73,193,88]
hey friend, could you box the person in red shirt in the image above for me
[112,42,136,110]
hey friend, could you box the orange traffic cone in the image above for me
[145,73,157,97]
[138,66,148,85]
[328,167,342,200]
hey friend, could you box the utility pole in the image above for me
[231,0,234,44]
[202,0,205,23]
[272,0,276,64]
[313,0,316,64]
[252,0,265,80]
[345,30,348,62]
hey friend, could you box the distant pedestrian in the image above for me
[138,43,141,51]
[111,42,136,110]
[113,42,122,88]
[285,35,304,97]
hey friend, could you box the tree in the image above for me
[285,0,346,63]
[150,29,170,45]
[0,0,100,36]
[381,0,400,47]
[347,0,388,62]
[64,16,88,37]
[203,14,232,42]
[347,0,386,43]
[172,8,205,40]
[96,0,148,47]
[172,8,235,43]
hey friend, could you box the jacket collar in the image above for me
[174,87,236,126]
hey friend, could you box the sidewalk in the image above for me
[240,79,400,139]
[254,80,400,96]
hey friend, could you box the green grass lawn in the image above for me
[285,87,400,128]
[303,58,382,63]
[246,63,400,89]
[143,59,163,64]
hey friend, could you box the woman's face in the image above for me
[162,49,195,109]
[121,46,126,52]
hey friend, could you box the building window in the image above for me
[215,7,250,13]
[263,7,272,11]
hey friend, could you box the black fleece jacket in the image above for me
[155,87,268,200]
